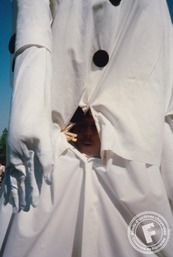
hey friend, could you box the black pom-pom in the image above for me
[109,0,121,6]
[93,50,109,68]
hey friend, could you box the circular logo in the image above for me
[127,211,170,254]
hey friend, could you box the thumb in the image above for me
[37,152,54,185]
[26,151,40,208]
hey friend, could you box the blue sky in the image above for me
[167,0,173,23]
[0,0,173,135]
[0,0,11,135]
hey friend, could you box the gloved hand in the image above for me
[4,151,40,212]
[4,47,56,212]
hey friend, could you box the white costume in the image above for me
[0,0,173,256]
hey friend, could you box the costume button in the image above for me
[109,0,121,6]
[8,33,16,54]
[93,50,109,68]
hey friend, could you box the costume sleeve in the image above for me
[15,0,52,54]
[5,0,68,212]
[8,0,54,169]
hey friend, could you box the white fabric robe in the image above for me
[0,145,173,257]
[0,0,173,256]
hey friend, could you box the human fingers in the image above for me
[64,131,77,142]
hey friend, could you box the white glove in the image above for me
[4,151,40,212]
[4,47,55,212]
